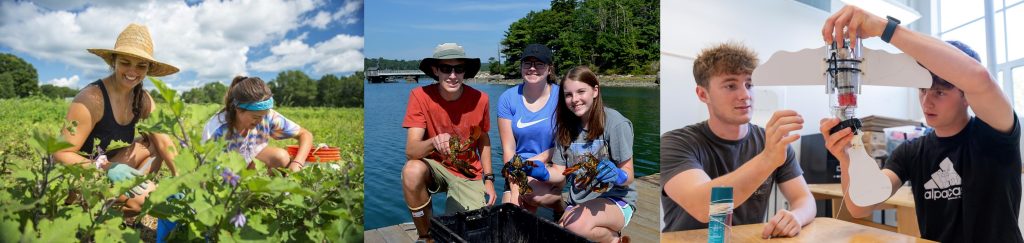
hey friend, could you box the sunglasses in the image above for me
[521,61,547,69]
[436,64,466,74]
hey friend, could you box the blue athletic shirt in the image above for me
[497,83,560,159]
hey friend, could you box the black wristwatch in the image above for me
[483,174,495,181]
[882,16,901,43]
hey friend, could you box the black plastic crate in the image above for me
[430,203,592,243]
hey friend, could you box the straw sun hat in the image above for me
[87,23,179,77]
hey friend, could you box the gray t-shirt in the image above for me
[660,121,802,232]
[553,107,638,208]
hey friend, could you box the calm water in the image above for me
[364,81,659,230]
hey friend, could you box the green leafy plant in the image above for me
[1,121,148,242]
[0,77,364,242]
[139,77,364,242]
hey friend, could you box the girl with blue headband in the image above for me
[201,76,314,172]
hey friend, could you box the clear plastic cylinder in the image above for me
[826,38,862,121]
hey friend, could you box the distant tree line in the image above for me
[267,70,364,107]
[496,0,659,77]
[1,53,363,107]
[364,58,495,74]
[172,71,364,108]
[1,53,78,99]
[0,53,39,98]
[364,58,420,70]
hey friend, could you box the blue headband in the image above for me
[237,97,274,111]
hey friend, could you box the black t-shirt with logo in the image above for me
[884,115,1022,242]
[660,121,802,232]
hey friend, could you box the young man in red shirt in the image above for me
[400,43,496,242]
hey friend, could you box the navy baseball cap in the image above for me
[520,44,553,64]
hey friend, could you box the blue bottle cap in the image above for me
[711,186,733,203]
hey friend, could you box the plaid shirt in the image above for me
[202,109,301,162]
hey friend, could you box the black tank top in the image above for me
[79,80,137,155]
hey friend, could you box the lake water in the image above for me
[364,81,659,230]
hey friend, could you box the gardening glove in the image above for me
[156,218,177,243]
[167,192,185,201]
[596,159,628,185]
[107,163,143,183]
[156,193,185,242]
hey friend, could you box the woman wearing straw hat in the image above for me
[53,23,179,215]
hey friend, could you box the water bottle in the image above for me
[708,186,733,243]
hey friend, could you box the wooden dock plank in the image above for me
[623,173,660,243]
[365,223,418,243]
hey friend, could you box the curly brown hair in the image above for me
[692,41,759,88]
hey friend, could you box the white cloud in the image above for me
[305,11,332,29]
[0,0,322,84]
[48,75,80,87]
[332,0,362,25]
[249,34,363,75]
[29,0,140,11]
[311,34,364,74]
[303,0,362,29]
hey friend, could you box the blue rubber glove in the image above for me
[596,159,628,185]
[107,163,143,183]
[504,159,550,181]
[523,160,549,181]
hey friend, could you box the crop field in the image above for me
[0,79,365,242]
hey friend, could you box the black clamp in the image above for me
[828,118,862,135]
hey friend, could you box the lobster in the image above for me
[502,154,532,194]
[440,126,482,178]
[562,152,611,193]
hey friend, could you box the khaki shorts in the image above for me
[423,158,485,213]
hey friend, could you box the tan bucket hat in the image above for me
[87,23,179,77]
[418,43,480,81]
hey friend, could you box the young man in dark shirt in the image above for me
[661,42,816,239]
[821,5,1022,243]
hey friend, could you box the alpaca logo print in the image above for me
[923,158,962,200]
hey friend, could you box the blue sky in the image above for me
[364,0,550,62]
[0,0,364,90]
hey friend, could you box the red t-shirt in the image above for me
[402,84,490,180]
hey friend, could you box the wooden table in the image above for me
[661,217,934,242]
[807,183,918,237]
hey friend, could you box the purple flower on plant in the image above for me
[231,211,246,228]
[220,168,240,187]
